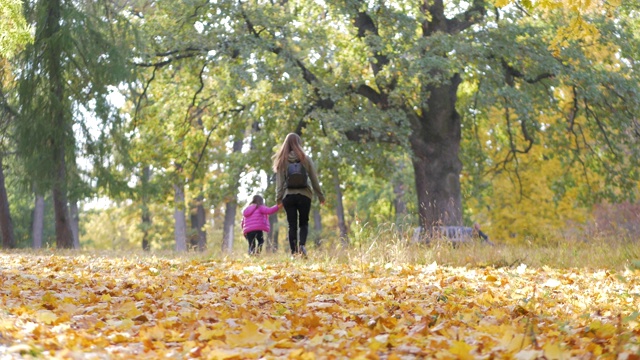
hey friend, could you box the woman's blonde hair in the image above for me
[272,133,307,172]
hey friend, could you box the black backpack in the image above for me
[286,161,308,189]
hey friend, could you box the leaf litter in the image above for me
[1,254,639,359]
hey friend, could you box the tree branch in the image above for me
[583,99,619,160]
[0,88,18,120]
[568,123,593,193]
[567,86,579,131]
[353,11,389,75]
[501,60,534,155]
[344,127,398,144]
[133,65,157,132]
[500,58,554,85]
[447,0,487,35]
[241,7,319,88]
[242,3,399,144]
[133,50,207,68]
[354,84,383,104]
[188,106,245,182]
[183,61,208,128]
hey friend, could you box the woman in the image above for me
[272,133,325,257]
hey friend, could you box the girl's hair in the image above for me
[272,133,307,172]
[250,195,264,206]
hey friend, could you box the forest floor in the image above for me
[0,248,639,359]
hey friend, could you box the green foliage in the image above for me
[109,0,639,247]
[15,0,133,195]
[0,0,32,58]
[458,8,640,242]
[3,0,632,249]
[81,204,174,250]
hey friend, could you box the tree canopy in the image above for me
[1,0,638,249]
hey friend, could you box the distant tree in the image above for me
[16,0,130,248]
[0,0,31,249]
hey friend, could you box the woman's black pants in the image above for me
[282,194,311,254]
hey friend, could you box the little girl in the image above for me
[241,195,281,255]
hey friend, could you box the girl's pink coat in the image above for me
[241,204,279,234]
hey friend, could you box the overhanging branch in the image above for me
[133,47,210,68]
[501,58,554,86]
[353,11,389,75]
[447,0,487,34]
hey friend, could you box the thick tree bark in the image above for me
[0,157,15,249]
[189,196,206,251]
[173,183,188,251]
[32,194,45,248]
[409,75,463,228]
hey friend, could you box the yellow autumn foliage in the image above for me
[465,102,595,244]
[494,0,621,56]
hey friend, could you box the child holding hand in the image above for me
[241,195,281,255]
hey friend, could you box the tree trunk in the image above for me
[173,183,188,252]
[344,6,474,231]
[313,208,322,247]
[265,173,278,252]
[52,179,74,248]
[44,0,73,249]
[70,201,80,249]
[190,196,206,252]
[141,207,151,251]
[221,137,244,253]
[410,75,463,229]
[0,157,15,249]
[266,212,279,252]
[393,160,408,224]
[141,166,151,251]
[333,169,348,244]
[32,194,45,248]
[222,201,237,253]
[393,181,407,223]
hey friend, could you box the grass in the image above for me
[305,237,639,271]
[294,223,640,271]
[8,225,638,272]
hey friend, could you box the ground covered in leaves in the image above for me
[1,253,639,359]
